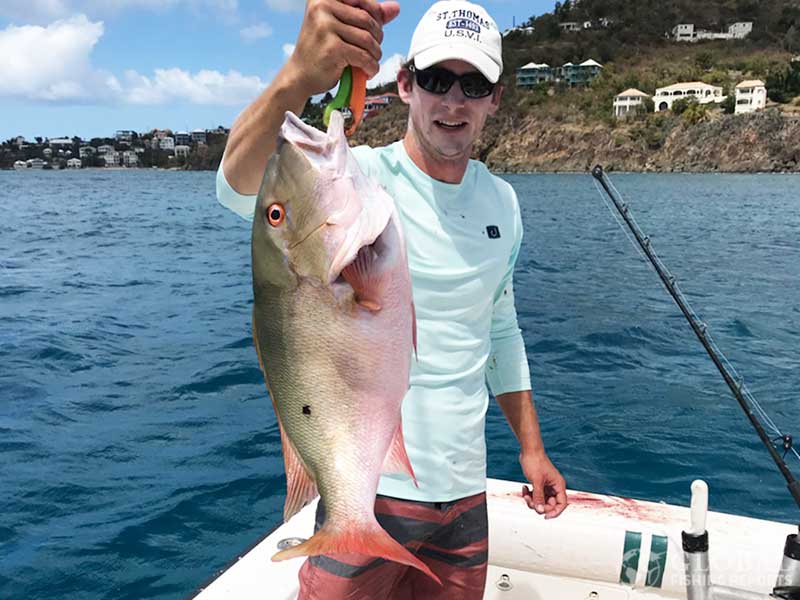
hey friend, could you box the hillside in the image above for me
[347,0,800,173]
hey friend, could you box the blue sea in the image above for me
[1,170,799,599]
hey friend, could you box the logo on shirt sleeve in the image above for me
[486,225,501,239]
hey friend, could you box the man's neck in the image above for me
[402,132,470,185]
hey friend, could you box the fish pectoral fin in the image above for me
[280,421,319,522]
[340,243,384,312]
[381,422,418,487]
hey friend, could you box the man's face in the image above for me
[398,59,503,162]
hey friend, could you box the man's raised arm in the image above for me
[221,0,400,196]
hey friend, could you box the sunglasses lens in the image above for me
[416,68,455,94]
[460,73,493,98]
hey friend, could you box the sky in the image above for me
[0,0,554,140]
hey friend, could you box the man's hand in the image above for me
[520,450,568,519]
[289,0,401,97]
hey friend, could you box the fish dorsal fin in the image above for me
[381,421,418,487]
[253,310,319,521]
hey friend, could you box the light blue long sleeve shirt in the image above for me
[217,141,531,502]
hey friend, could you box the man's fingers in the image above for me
[336,0,384,26]
[378,0,400,24]
[335,22,382,62]
[329,0,383,43]
[340,43,380,78]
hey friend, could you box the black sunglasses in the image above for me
[408,65,495,99]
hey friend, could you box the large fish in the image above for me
[251,110,437,582]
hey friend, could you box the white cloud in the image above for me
[0,15,267,106]
[240,22,272,42]
[123,68,266,105]
[0,15,103,100]
[265,0,303,12]
[367,53,404,89]
[0,0,235,22]
[282,43,295,58]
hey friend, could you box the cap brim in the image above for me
[413,44,501,83]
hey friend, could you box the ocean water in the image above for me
[1,169,799,599]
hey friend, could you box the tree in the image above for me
[695,51,714,71]
[721,94,736,114]
[671,98,691,115]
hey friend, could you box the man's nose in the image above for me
[441,81,466,108]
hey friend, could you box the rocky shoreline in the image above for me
[350,102,800,174]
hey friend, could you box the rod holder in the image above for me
[684,481,711,600]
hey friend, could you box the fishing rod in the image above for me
[590,165,800,510]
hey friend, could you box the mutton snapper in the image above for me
[251,110,438,583]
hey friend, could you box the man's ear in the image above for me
[487,83,504,115]
[397,69,413,105]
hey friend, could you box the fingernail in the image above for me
[536,504,544,512]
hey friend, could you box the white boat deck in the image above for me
[193,479,795,599]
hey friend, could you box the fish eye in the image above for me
[267,203,285,227]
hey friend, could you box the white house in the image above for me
[122,151,138,167]
[728,22,753,39]
[160,137,175,151]
[49,137,73,149]
[502,26,534,37]
[79,146,96,159]
[116,130,135,143]
[613,88,651,118]
[735,80,767,114]
[67,158,82,168]
[175,131,192,146]
[27,158,44,169]
[672,21,753,42]
[43,148,53,158]
[191,129,207,143]
[559,21,581,32]
[653,82,725,112]
[103,151,120,167]
[97,145,114,155]
[13,160,27,169]
[175,145,191,158]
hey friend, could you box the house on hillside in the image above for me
[97,145,114,155]
[671,22,753,42]
[79,146,96,159]
[653,82,725,112]
[175,132,191,146]
[175,145,191,159]
[502,26,534,37]
[735,80,767,114]
[67,158,82,168]
[516,62,553,88]
[559,22,581,32]
[160,137,175,151]
[561,59,603,86]
[14,160,27,169]
[363,93,397,119]
[191,129,207,143]
[122,151,138,167]
[103,151,120,167]
[614,89,651,118]
[49,138,73,149]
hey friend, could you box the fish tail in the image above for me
[271,521,441,585]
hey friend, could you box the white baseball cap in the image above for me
[407,0,503,83]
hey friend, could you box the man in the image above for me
[217,0,568,597]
